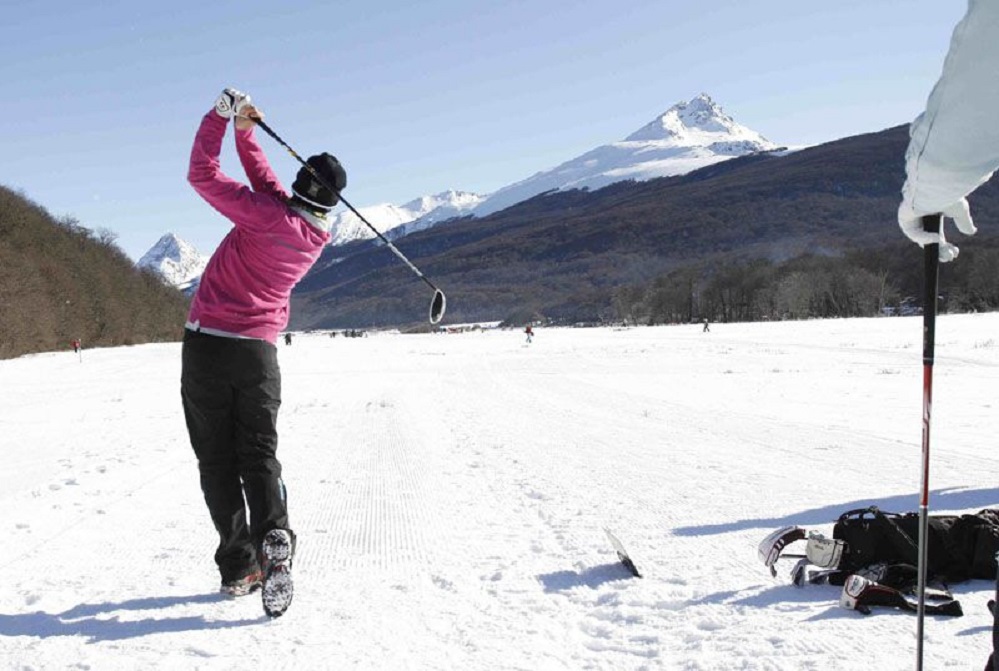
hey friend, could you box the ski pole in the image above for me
[253,117,447,325]
[915,213,941,671]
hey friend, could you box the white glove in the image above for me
[214,88,252,120]
[898,197,977,263]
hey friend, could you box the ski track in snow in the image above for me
[1,315,998,669]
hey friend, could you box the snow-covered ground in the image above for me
[2,314,998,670]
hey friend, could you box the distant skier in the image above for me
[71,338,81,354]
[181,87,346,618]
[284,332,292,346]
[702,318,710,333]
[525,325,534,344]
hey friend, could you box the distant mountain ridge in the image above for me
[387,190,486,240]
[329,190,485,246]
[134,191,485,286]
[328,93,776,242]
[288,123,999,330]
[140,94,780,295]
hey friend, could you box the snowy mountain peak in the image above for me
[139,232,189,261]
[137,233,208,288]
[472,94,780,217]
[624,93,768,146]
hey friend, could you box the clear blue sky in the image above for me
[0,0,967,260]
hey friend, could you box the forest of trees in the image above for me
[612,239,999,326]
[0,185,190,359]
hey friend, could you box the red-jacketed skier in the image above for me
[181,88,346,618]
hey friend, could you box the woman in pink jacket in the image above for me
[181,88,345,618]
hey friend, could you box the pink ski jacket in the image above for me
[186,110,331,344]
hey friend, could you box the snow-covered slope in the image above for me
[137,233,208,288]
[2,315,998,669]
[330,190,484,246]
[473,93,780,217]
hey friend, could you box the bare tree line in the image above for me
[613,242,999,326]
[0,186,189,359]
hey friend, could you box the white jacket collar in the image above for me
[291,204,333,234]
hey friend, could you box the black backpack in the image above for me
[833,506,999,584]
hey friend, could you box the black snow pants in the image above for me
[180,329,289,582]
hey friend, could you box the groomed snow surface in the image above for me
[2,314,998,670]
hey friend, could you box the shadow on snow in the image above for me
[672,486,999,537]
[0,592,261,642]
[538,562,637,592]
[692,576,996,623]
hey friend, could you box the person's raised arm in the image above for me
[234,103,287,198]
[187,88,284,231]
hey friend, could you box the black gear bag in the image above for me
[833,506,999,584]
